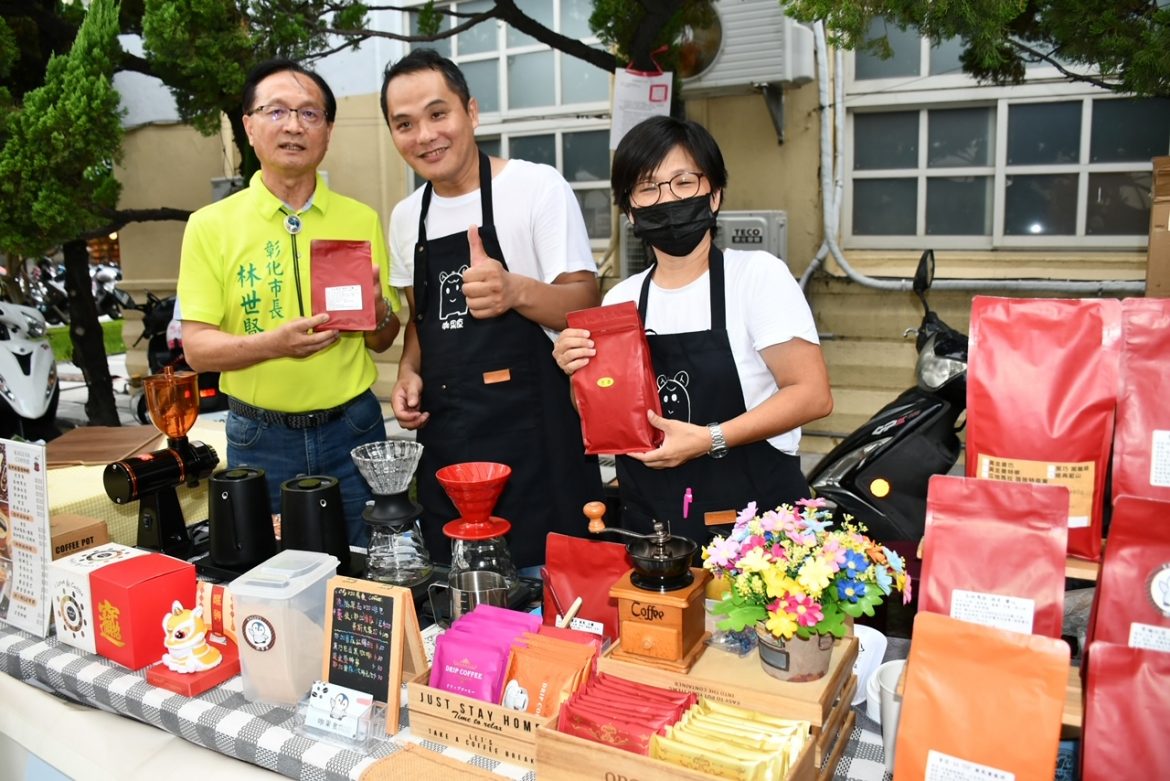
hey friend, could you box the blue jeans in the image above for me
[225,389,386,546]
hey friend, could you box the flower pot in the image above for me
[755,625,834,682]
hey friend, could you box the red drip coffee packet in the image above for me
[1113,298,1170,502]
[1083,642,1170,780]
[566,301,663,454]
[556,673,692,755]
[920,475,1068,637]
[1086,495,1170,651]
[966,296,1121,561]
[894,612,1068,781]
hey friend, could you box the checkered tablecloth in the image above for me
[0,622,889,781]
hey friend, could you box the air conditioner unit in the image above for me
[619,210,788,279]
[680,0,815,97]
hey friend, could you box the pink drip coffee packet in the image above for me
[430,630,510,702]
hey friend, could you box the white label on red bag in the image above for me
[325,284,362,311]
[926,750,1015,781]
[566,617,604,636]
[949,589,1035,635]
[1150,430,1170,488]
[1129,622,1170,652]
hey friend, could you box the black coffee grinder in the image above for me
[103,368,218,558]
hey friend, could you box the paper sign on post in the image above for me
[610,69,673,150]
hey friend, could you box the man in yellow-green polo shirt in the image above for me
[177,58,401,546]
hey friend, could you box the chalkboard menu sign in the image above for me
[321,577,417,733]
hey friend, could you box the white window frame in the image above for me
[402,1,613,247]
[843,39,1160,251]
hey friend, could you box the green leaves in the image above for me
[709,593,768,632]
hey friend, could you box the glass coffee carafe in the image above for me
[350,441,433,586]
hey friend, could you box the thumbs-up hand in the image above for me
[462,225,513,319]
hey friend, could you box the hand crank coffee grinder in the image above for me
[584,501,710,673]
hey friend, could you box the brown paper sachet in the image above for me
[966,296,1121,561]
[1112,298,1170,503]
[920,475,1068,637]
[565,301,663,455]
[1085,495,1170,653]
[893,612,1068,781]
[1083,641,1170,780]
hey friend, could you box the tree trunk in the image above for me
[62,238,120,426]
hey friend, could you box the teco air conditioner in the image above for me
[680,0,815,97]
[619,210,789,279]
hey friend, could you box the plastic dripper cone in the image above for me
[351,440,424,494]
[435,462,512,539]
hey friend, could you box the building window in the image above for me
[406,0,613,243]
[846,22,1169,250]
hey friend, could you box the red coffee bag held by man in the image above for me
[1113,298,1170,502]
[1086,495,1170,652]
[566,302,663,455]
[920,475,1068,637]
[1082,642,1170,780]
[966,296,1121,561]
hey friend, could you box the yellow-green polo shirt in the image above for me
[178,172,399,413]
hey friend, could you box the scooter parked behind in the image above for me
[0,302,60,441]
[807,250,968,543]
[118,290,226,424]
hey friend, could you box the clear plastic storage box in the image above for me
[230,549,339,705]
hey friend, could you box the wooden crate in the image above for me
[597,635,859,727]
[535,722,816,781]
[817,710,856,781]
[405,670,555,767]
[813,675,857,768]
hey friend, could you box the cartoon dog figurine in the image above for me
[161,601,223,673]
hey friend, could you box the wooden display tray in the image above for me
[535,722,816,781]
[405,670,555,767]
[817,710,856,781]
[597,635,859,727]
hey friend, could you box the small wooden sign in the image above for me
[321,576,425,734]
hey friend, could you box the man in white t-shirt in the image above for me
[380,49,603,569]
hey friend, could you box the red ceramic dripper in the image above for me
[435,462,512,540]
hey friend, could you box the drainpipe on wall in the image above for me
[799,22,1146,298]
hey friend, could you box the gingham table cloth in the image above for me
[0,623,888,780]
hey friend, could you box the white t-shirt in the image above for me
[389,158,596,340]
[603,249,819,454]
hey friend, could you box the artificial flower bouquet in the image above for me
[702,499,911,641]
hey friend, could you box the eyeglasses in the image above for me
[246,105,327,128]
[629,171,706,208]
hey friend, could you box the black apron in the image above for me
[413,151,602,568]
[616,246,810,543]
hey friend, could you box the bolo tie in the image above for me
[281,209,306,317]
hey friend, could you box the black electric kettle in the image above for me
[208,467,277,569]
[279,475,349,568]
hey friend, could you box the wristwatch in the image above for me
[707,423,729,459]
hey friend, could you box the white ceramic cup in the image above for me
[876,658,907,774]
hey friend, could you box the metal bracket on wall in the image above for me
[760,83,785,145]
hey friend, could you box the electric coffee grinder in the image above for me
[584,501,710,673]
[427,462,519,624]
[350,440,432,586]
[104,367,219,558]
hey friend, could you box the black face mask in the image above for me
[630,195,716,258]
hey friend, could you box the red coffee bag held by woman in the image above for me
[920,475,1068,637]
[1113,298,1170,502]
[966,296,1122,561]
[1087,495,1170,651]
[1082,642,1170,780]
[566,302,663,455]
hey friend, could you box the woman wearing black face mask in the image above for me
[553,116,833,543]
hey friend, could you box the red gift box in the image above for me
[90,553,196,670]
